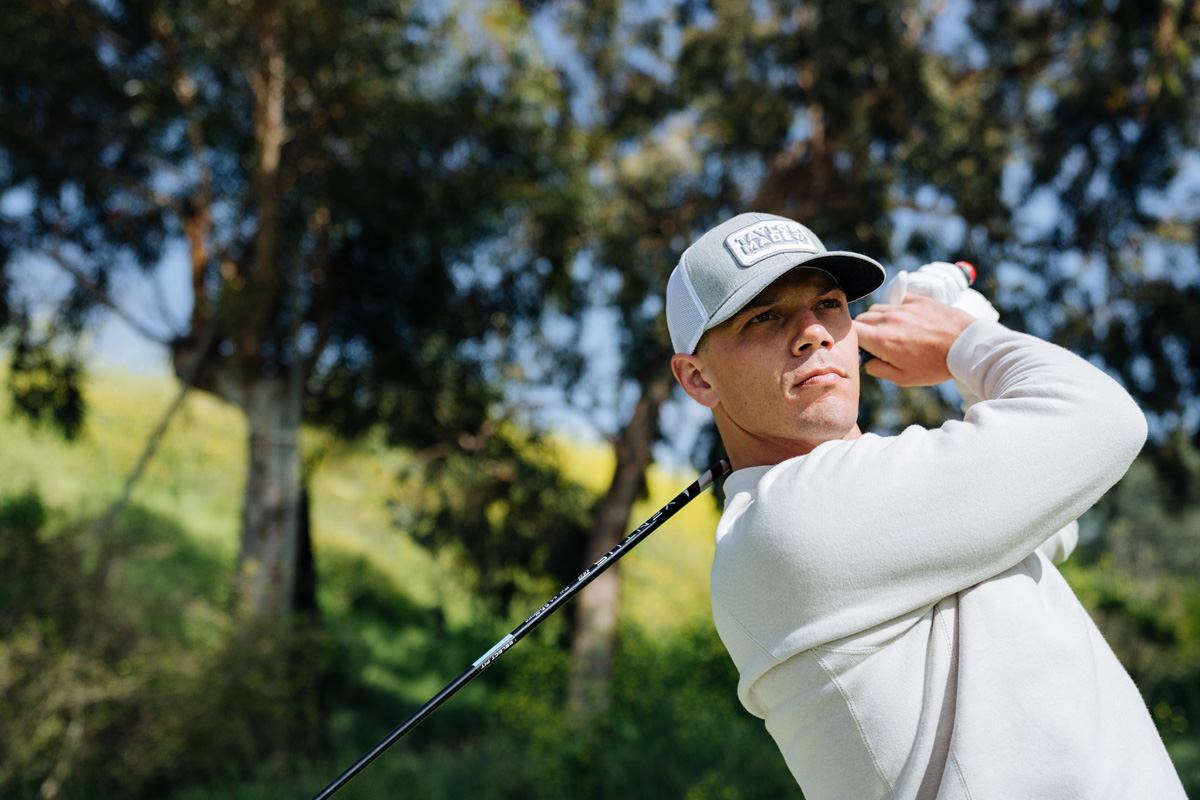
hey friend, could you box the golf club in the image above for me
[311,457,733,800]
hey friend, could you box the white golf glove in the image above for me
[881,261,999,410]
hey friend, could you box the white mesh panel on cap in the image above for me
[666,262,710,354]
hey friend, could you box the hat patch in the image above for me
[724,221,818,267]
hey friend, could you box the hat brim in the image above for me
[704,250,885,334]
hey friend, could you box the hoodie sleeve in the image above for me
[711,320,1147,662]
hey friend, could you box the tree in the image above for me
[0,0,587,621]
[963,1,1200,440]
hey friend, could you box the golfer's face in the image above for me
[700,268,861,455]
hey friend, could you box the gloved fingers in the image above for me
[952,288,1000,322]
[881,269,909,305]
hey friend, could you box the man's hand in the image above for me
[853,294,976,387]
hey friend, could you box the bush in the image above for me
[295,623,803,800]
[0,490,330,799]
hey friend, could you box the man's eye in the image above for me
[818,298,844,310]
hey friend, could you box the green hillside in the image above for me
[1,369,799,800]
[0,368,722,625]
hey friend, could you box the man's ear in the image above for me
[671,353,719,409]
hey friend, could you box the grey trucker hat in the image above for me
[666,212,886,354]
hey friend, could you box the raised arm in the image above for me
[714,304,1147,650]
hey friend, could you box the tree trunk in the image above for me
[293,483,319,621]
[566,368,673,719]
[234,374,304,619]
[222,7,309,623]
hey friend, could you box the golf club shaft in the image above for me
[312,458,733,800]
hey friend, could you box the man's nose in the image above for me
[790,313,833,355]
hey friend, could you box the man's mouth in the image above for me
[796,368,844,389]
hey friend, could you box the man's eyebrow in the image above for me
[735,283,844,318]
[737,295,780,316]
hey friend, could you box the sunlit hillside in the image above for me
[0,368,724,635]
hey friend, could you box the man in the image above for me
[666,212,1186,799]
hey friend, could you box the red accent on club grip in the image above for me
[955,261,977,284]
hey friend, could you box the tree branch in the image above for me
[44,247,176,346]
[88,301,224,543]
[148,8,217,330]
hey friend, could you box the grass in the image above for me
[0,370,246,555]
[0,364,723,651]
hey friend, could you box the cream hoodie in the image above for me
[711,320,1185,799]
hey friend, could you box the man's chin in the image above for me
[789,405,860,444]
